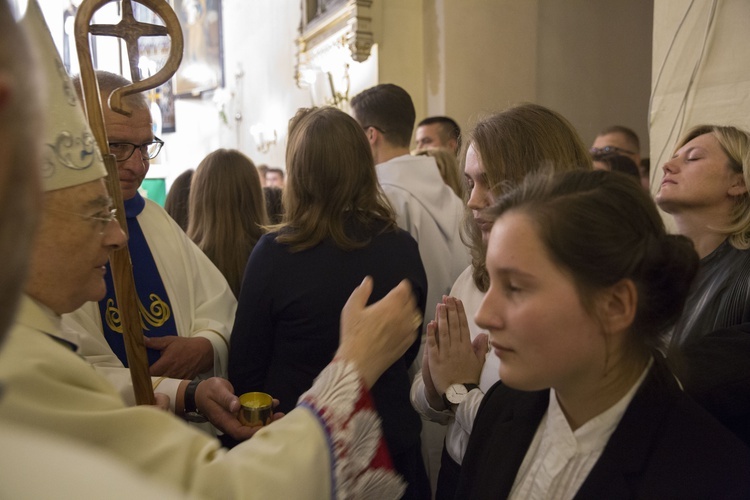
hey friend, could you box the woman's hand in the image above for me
[426,296,488,396]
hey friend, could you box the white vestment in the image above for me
[63,198,236,407]
[0,296,405,499]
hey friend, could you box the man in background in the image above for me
[591,124,649,188]
[265,167,285,188]
[415,115,461,155]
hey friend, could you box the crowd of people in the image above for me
[1,2,749,499]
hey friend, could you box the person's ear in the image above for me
[727,172,747,197]
[598,278,637,337]
[366,126,378,146]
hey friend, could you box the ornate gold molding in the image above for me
[295,0,374,89]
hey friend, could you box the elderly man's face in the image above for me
[26,179,126,315]
[103,106,154,200]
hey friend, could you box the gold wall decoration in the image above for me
[295,0,373,94]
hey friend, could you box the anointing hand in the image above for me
[337,276,422,389]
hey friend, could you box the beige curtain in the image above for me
[650,0,750,201]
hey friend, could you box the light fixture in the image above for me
[250,124,277,154]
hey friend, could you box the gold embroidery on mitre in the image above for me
[104,293,172,334]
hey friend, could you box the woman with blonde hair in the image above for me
[228,107,430,499]
[414,147,465,199]
[188,148,267,296]
[411,103,592,499]
[656,125,750,348]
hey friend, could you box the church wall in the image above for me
[536,0,653,153]
[419,0,652,157]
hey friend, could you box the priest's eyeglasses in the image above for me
[108,137,164,162]
[47,208,118,235]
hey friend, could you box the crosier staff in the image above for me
[74,0,184,405]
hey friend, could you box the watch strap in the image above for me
[184,378,202,415]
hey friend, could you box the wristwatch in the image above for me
[442,383,479,408]
[184,378,208,423]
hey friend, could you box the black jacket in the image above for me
[456,355,750,499]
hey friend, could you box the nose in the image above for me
[103,218,128,251]
[474,288,502,333]
[121,152,149,175]
[662,158,677,174]
[467,184,489,211]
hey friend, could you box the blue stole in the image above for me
[99,193,177,367]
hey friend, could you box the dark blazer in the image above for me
[456,355,750,499]
[674,324,750,448]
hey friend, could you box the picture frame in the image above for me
[173,0,224,97]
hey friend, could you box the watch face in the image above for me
[446,384,469,404]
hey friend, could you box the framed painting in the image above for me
[173,0,224,96]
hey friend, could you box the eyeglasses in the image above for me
[108,137,164,162]
[590,145,636,157]
[47,207,118,235]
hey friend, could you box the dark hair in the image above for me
[263,186,284,224]
[277,106,396,252]
[593,154,641,179]
[598,125,640,152]
[639,157,650,177]
[187,149,267,296]
[350,83,416,148]
[488,170,699,354]
[461,103,593,291]
[418,116,461,150]
[164,169,193,231]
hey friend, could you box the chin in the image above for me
[498,370,546,393]
[87,283,108,303]
[120,183,142,201]
[654,193,676,213]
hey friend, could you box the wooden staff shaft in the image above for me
[74,0,184,405]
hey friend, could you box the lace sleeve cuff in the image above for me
[299,359,406,499]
